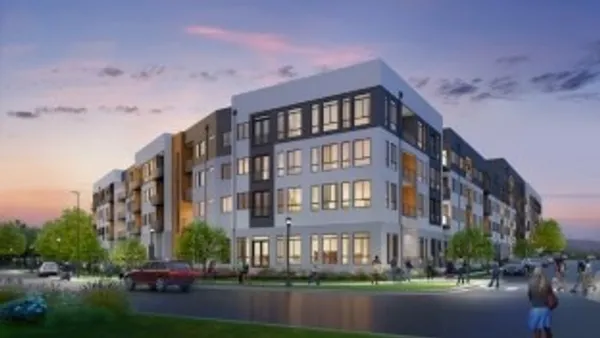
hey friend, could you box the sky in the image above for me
[1,0,600,240]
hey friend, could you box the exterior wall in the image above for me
[92,169,124,249]
[488,195,517,259]
[442,171,485,233]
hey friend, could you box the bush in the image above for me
[78,279,131,316]
[0,278,26,305]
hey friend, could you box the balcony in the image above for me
[128,177,142,192]
[150,218,164,232]
[106,210,114,221]
[442,215,451,230]
[117,191,126,202]
[402,169,417,186]
[117,210,126,220]
[442,186,451,200]
[150,193,164,206]
[127,199,141,213]
[148,166,164,181]
[401,204,417,218]
[185,159,194,173]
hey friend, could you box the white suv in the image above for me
[38,261,60,277]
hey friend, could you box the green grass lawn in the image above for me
[201,279,458,292]
[0,314,427,338]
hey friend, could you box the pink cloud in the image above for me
[185,25,374,68]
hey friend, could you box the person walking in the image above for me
[371,256,382,285]
[488,260,501,289]
[389,257,398,282]
[528,267,557,338]
[456,258,466,285]
[425,259,435,280]
[571,259,587,294]
[404,259,413,282]
[553,255,566,292]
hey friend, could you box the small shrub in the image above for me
[79,279,131,316]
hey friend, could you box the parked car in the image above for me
[122,260,200,293]
[502,261,527,276]
[37,261,60,277]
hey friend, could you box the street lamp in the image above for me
[149,228,155,260]
[56,238,61,260]
[70,190,81,277]
[285,217,292,287]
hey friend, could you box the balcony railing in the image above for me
[401,204,417,218]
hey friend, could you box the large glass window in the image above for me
[311,104,320,134]
[322,143,339,171]
[354,94,371,126]
[253,116,270,145]
[286,149,302,175]
[341,233,350,264]
[322,100,339,132]
[310,147,320,172]
[353,138,371,166]
[353,180,372,208]
[251,237,269,267]
[253,155,270,181]
[276,236,301,265]
[252,191,271,217]
[341,181,351,209]
[322,234,338,264]
[277,112,286,140]
[287,187,302,213]
[237,157,249,175]
[276,152,285,177]
[341,141,351,168]
[310,185,320,212]
[321,183,337,210]
[310,234,320,263]
[288,108,302,138]
[353,232,370,265]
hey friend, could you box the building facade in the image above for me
[92,59,541,268]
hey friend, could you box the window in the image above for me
[310,147,320,172]
[276,152,285,177]
[323,100,338,132]
[353,233,370,264]
[310,235,320,263]
[353,180,371,208]
[418,193,426,217]
[310,185,320,212]
[220,195,232,213]
[286,149,302,175]
[237,192,249,210]
[385,141,390,168]
[417,121,426,150]
[341,233,350,264]
[197,201,205,217]
[277,112,286,140]
[236,238,248,262]
[389,182,398,210]
[253,116,269,145]
[389,99,398,131]
[277,189,285,214]
[252,191,271,217]
[196,170,205,187]
[354,94,371,126]
[353,138,371,166]
[342,98,351,128]
[253,155,270,181]
[311,104,320,134]
[341,141,351,168]
[222,131,231,147]
[341,181,351,209]
[322,234,338,264]
[386,233,399,263]
[322,143,339,171]
[221,163,231,180]
[237,157,249,175]
[322,183,338,210]
[199,140,206,157]
[276,236,301,264]
[237,122,249,140]
[442,150,448,167]
[287,108,302,138]
[390,143,398,171]
[193,143,200,158]
[287,187,302,213]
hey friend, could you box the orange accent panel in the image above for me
[402,186,417,217]
[402,152,417,170]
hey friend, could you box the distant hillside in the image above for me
[566,239,600,252]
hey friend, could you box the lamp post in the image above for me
[149,228,156,260]
[285,217,292,287]
[56,238,61,261]
[70,190,81,276]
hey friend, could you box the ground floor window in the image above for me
[353,232,370,265]
[386,233,398,263]
[276,236,301,264]
[310,234,320,263]
[322,234,338,264]
[236,237,248,263]
[341,233,350,264]
[251,237,269,267]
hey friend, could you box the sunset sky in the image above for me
[1,0,599,239]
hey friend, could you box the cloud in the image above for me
[530,69,600,93]
[276,65,297,78]
[98,66,125,77]
[409,77,430,89]
[436,79,479,99]
[487,76,520,96]
[558,92,600,102]
[5,106,87,119]
[496,55,529,66]
[130,65,166,80]
[6,111,41,119]
[185,25,374,67]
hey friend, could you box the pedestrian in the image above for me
[570,259,587,294]
[456,258,466,285]
[553,255,566,292]
[528,267,557,338]
[404,259,413,282]
[389,256,398,282]
[371,255,382,285]
[308,264,320,285]
[425,259,434,280]
[488,260,501,289]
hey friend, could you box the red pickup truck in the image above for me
[123,260,200,292]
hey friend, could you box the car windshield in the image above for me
[168,262,191,271]
[42,262,58,269]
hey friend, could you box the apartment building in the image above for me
[92,170,127,249]
[92,59,542,268]
[525,182,543,239]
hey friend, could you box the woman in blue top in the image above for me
[528,267,556,338]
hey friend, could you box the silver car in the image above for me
[38,261,60,277]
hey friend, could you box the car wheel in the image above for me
[155,278,167,292]
[180,284,191,293]
[124,277,136,291]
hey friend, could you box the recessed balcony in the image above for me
[150,218,164,232]
[150,193,163,206]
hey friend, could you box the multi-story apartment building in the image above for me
[92,170,127,249]
[92,59,542,268]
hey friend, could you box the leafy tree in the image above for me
[446,227,495,263]
[0,222,27,256]
[529,218,566,253]
[110,238,147,268]
[175,221,230,268]
[34,208,103,262]
[513,238,535,258]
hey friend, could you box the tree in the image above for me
[513,238,535,258]
[110,238,147,268]
[0,222,27,256]
[529,218,566,253]
[446,227,495,263]
[175,221,230,268]
[34,208,104,262]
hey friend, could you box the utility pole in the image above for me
[70,190,81,277]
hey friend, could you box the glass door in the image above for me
[251,239,269,267]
